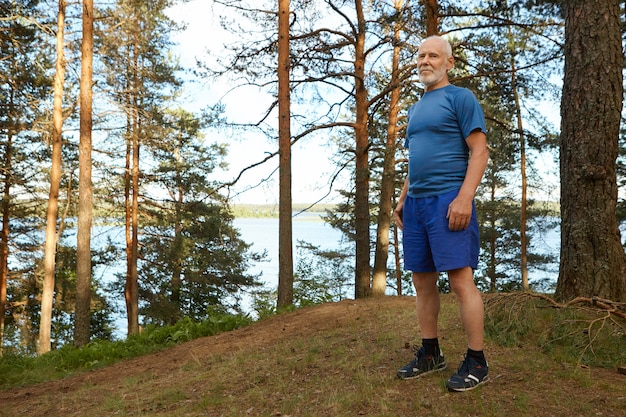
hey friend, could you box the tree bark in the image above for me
[277,0,294,308]
[507,22,528,291]
[372,0,404,297]
[354,0,371,298]
[74,0,94,347]
[125,8,140,336]
[422,0,439,36]
[556,0,626,302]
[39,0,66,354]
[0,133,11,356]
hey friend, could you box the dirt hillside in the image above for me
[1,296,624,417]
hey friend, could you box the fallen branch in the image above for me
[528,293,626,319]
[484,292,626,372]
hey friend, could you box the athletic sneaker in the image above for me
[397,346,446,380]
[445,355,489,392]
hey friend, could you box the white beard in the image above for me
[419,67,447,88]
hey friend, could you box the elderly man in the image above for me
[394,35,490,392]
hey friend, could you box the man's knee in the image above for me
[412,272,439,294]
[447,267,478,295]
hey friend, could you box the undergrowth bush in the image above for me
[485,293,626,368]
[0,311,253,390]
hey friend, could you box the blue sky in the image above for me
[167,0,342,205]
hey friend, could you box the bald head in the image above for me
[417,36,454,91]
[420,36,453,58]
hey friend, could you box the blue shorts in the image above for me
[402,189,479,273]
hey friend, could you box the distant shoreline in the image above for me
[231,203,337,218]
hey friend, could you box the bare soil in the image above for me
[1,296,625,417]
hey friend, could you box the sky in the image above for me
[166,1,344,205]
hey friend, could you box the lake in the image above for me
[233,213,346,288]
[233,215,561,290]
[91,214,559,335]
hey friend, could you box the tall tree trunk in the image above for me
[372,0,404,297]
[557,0,626,302]
[125,10,140,336]
[0,132,11,356]
[124,110,136,334]
[171,178,183,322]
[39,0,66,354]
[74,0,94,347]
[508,24,528,291]
[277,0,293,308]
[489,183,497,292]
[422,0,439,36]
[354,0,371,299]
[130,106,140,328]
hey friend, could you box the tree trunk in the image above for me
[130,105,140,329]
[125,10,140,336]
[39,0,66,354]
[171,179,183,323]
[556,0,626,302]
[422,0,439,36]
[0,133,11,356]
[277,0,293,309]
[372,0,404,297]
[508,23,528,291]
[75,0,94,347]
[124,108,137,334]
[354,0,371,298]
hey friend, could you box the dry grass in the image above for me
[1,295,625,417]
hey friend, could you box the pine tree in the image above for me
[139,108,262,324]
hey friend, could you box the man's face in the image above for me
[417,39,453,90]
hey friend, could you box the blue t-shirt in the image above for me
[404,84,486,198]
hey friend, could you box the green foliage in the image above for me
[249,242,352,319]
[250,288,279,320]
[135,108,264,325]
[293,242,352,307]
[0,311,252,390]
[485,294,626,368]
[2,242,118,355]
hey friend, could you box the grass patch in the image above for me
[0,312,252,390]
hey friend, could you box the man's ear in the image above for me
[447,56,454,71]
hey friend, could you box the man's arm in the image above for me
[394,178,409,230]
[447,129,489,231]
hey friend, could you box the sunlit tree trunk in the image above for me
[353,0,371,299]
[557,0,626,301]
[277,0,293,308]
[125,7,140,336]
[74,0,94,347]
[372,0,405,297]
[39,0,66,354]
[130,98,140,331]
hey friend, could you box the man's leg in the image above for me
[446,266,489,392]
[447,266,483,350]
[412,271,440,339]
[396,271,446,379]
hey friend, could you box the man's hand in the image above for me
[446,195,472,231]
[394,205,404,230]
